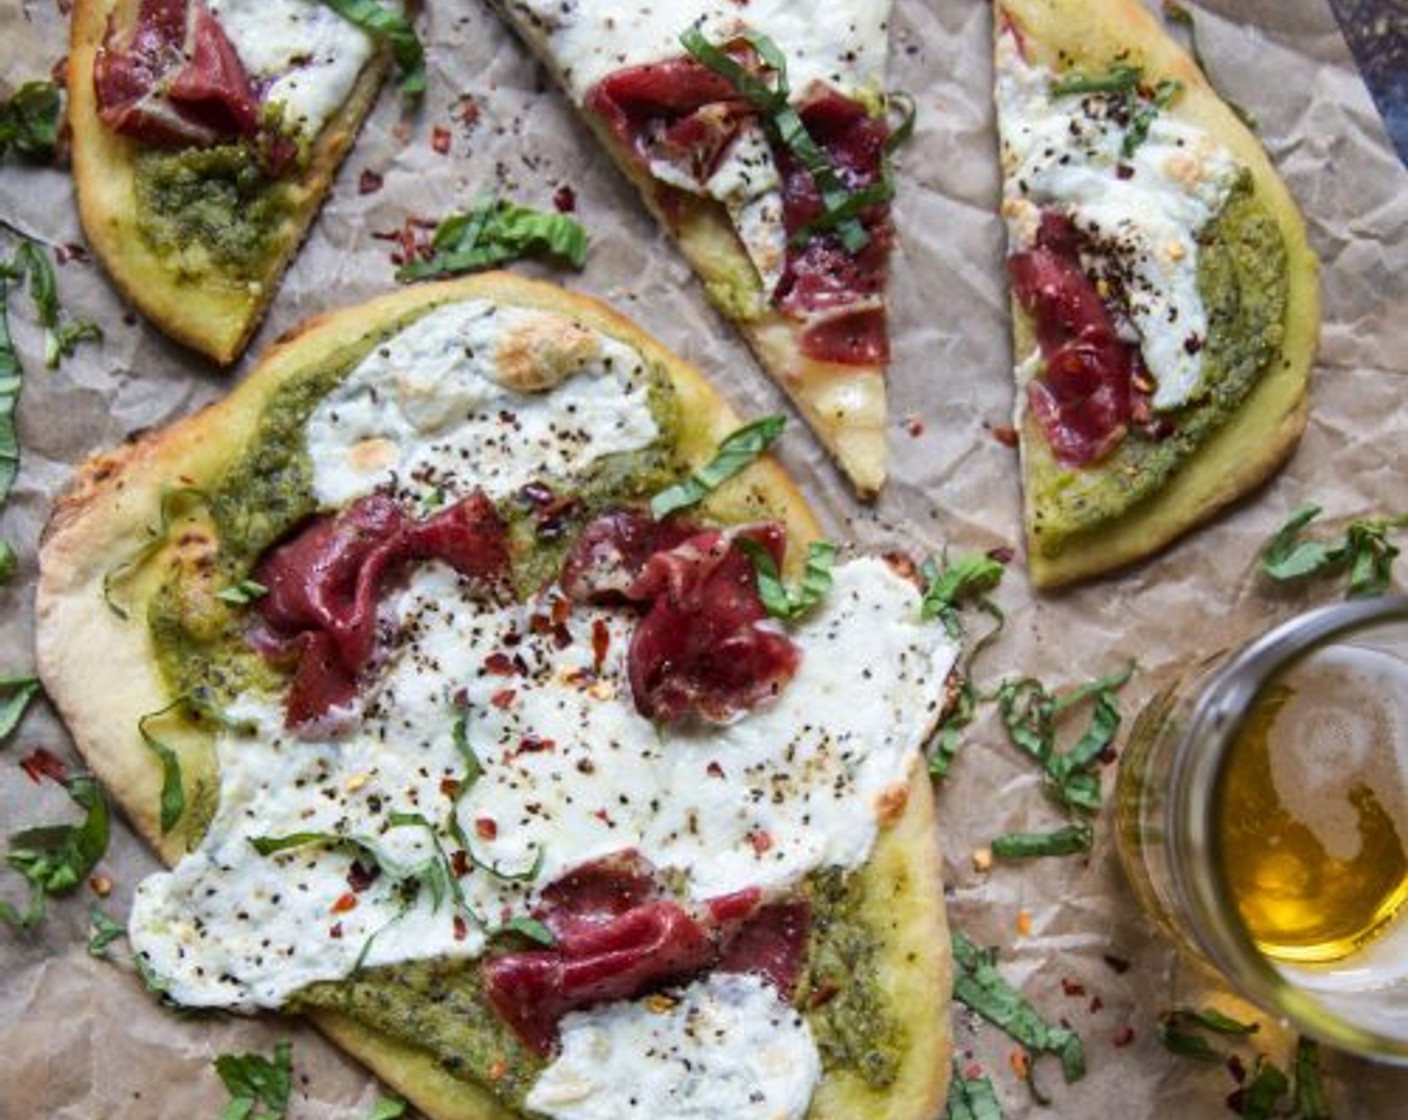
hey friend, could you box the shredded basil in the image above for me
[102,486,209,620]
[138,700,188,834]
[1233,1056,1290,1119]
[944,1062,1004,1120]
[1260,503,1407,599]
[215,579,268,606]
[1292,1036,1332,1120]
[990,822,1093,859]
[0,673,40,746]
[1050,62,1144,97]
[1,771,110,929]
[0,262,22,508]
[88,904,126,959]
[1049,62,1184,157]
[9,239,103,369]
[1157,1006,1258,1062]
[951,930,1085,1084]
[679,26,879,252]
[650,414,786,518]
[0,80,62,160]
[366,1099,408,1120]
[1122,77,1183,157]
[928,679,975,781]
[213,1039,293,1120]
[396,199,589,281]
[318,0,424,96]
[738,537,836,621]
[920,552,1007,641]
[487,915,558,949]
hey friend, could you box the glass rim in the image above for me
[1168,595,1408,1061]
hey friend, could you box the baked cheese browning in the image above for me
[69,0,403,361]
[36,276,955,1120]
[491,0,900,496]
[993,0,1318,587]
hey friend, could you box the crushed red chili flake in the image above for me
[550,596,571,627]
[991,424,1020,448]
[372,216,436,267]
[591,619,610,674]
[431,125,452,155]
[329,922,344,940]
[904,415,925,437]
[592,809,613,826]
[453,914,468,941]
[1089,995,1105,1014]
[553,184,577,213]
[963,1060,984,1080]
[808,981,840,1008]
[1102,953,1131,974]
[487,1057,508,1082]
[1112,1025,1135,1048]
[475,817,498,840]
[706,761,725,779]
[348,860,379,893]
[483,652,520,677]
[1009,1049,1031,1080]
[551,623,573,650]
[491,689,517,710]
[451,850,470,878]
[988,545,1016,565]
[455,94,481,129]
[517,735,555,754]
[331,892,359,915]
[1061,977,1087,997]
[441,776,462,798]
[19,747,68,785]
[358,168,385,195]
[749,830,773,855]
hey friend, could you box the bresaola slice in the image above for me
[252,492,508,729]
[561,511,802,723]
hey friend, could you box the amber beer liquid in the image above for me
[1115,598,1408,1061]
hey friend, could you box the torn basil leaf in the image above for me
[11,239,103,369]
[920,552,1007,641]
[1292,1036,1331,1120]
[318,0,424,96]
[138,700,188,834]
[216,579,268,606]
[738,538,836,621]
[88,904,126,959]
[944,1061,1004,1120]
[0,80,62,160]
[1,772,110,929]
[396,199,588,281]
[1259,503,1407,598]
[650,414,786,518]
[366,1099,408,1120]
[487,915,558,948]
[991,822,1093,859]
[213,1039,293,1120]
[0,673,40,746]
[951,930,1085,1083]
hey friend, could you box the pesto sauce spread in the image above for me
[141,313,897,1106]
[1028,175,1290,557]
[134,144,289,278]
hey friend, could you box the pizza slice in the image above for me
[36,274,956,1120]
[68,0,416,364]
[487,0,906,497]
[993,0,1319,587]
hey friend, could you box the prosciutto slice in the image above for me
[252,492,508,729]
[94,0,260,146]
[1009,209,1144,466]
[585,57,892,365]
[482,852,809,1054]
[560,512,802,724]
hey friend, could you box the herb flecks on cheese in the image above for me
[996,33,1241,410]
[527,973,820,1120]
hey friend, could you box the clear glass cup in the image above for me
[1115,596,1408,1061]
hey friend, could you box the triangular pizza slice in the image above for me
[993,0,1319,586]
[69,0,414,363]
[489,0,905,497]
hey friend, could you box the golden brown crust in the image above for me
[36,274,948,1119]
[487,2,889,498]
[69,0,394,364]
[995,0,1319,588]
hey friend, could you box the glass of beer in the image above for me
[1115,596,1408,1061]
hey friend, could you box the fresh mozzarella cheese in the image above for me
[995,34,1241,410]
[129,557,956,1009]
[209,0,394,139]
[304,301,661,509]
[505,0,889,106]
[526,973,820,1120]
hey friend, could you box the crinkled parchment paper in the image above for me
[2,0,1406,1115]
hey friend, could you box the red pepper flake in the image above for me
[441,776,462,798]
[1015,909,1033,937]
[20,747,68,785]
[517,735,555,755]
[808,981,840,1008]
[348,860,379,893]
[1061,977,1086,998]
[475,817,498,840]
[1009,1049,1030,1080]
[592,809,613,826]
[1111,1025,1135,1048]
[963,1060,984,1080]
[749,830,773,855]
[987,545,1015,565]
[329,922,344,940]
[331,892,358,915]
[358,168,385,195]
[455,94,481,129]
[553,184,577,213]
[550,596,571,627]
[487,1057,508,1083]
[1089,995,1105,1014]
[491,689,517,710]
[591,619,611,674]
[483,652,519,677]
[904,415,925,438]
[453,914,468,942]
[372,216,436,267]
[706,761,725,779]
[431,126,452,155]
[451,849,470,878]
[551,623,573,650]
[991,424,1019,448]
